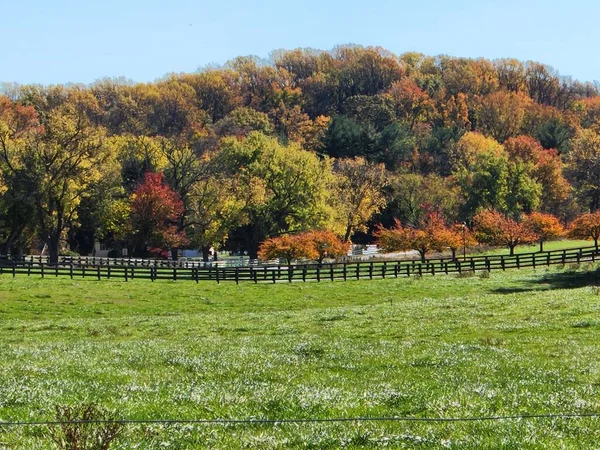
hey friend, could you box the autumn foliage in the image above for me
[2,46,600,260]
[437,223,478,259]
[523,212,564,251]
[569,212,600,248]
[258,230,348,264]
[473,210,537,255]
[304,230,350,263]
[375,211,471,261]
[130,172,188,256]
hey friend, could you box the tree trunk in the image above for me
[213,250,218,261]
[1,228,23,257]
[170,248,179,261]
[539,240,544,252]
[509,245,515,256]
[419,250,426,261]
[201,246,211,263]
[248,248,258,260]
[595,237,598,249]
[343,224,352,243]
[48,236,60,264]
[451,248,457,260]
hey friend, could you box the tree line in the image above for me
[1,45,600,263]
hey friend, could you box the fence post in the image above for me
[303,266,307,282]
[343,263,347,281]
[369,262,373,280]
[97,266,101,280]
[216,268,220,284]
[272,268,276,284]
[12,261,16,278]
[330,264,334,282]
[173,268,177,281]
[406,265,410,277]
[516,254,520,269]
[235,267,240,284]
[356,263,360,280]
[501,256,505,271]
[382,261,387,279]
[124,267,128,282]
[316,265,321,282]
[288,266,293,283]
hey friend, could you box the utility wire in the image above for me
[2,413,600,427]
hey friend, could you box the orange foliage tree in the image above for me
[257,234,318,265]
[523,212,564,252]
[304,230,349,264]
[258,230,348,265]
[569,212,600,248]
[375,211,455,261]
[436,223,478,260]
[473,210,537,255]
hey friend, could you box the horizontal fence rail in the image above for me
[0,246,598,284]
[3,255,257,269]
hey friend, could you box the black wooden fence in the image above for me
[0,246,598,284]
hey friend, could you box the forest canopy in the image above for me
[1,45,599,262]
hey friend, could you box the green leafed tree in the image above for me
[221,132,340,259]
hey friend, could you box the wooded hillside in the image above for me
[1,46,599,261]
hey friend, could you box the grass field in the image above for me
[470,239,595,257]
[1,262,600,448]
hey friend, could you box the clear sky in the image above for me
[3,0,599,85]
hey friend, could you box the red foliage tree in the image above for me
[130,172,188,257]
[473,210,536,255]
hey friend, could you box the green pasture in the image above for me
[1,262,600,448]
[469,239,595,256]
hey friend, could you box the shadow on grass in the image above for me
[492,267,600,294]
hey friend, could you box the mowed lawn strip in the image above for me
[1,264,600,448]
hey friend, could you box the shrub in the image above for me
[48,404,123,450]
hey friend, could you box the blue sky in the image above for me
[3,0,599,85]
